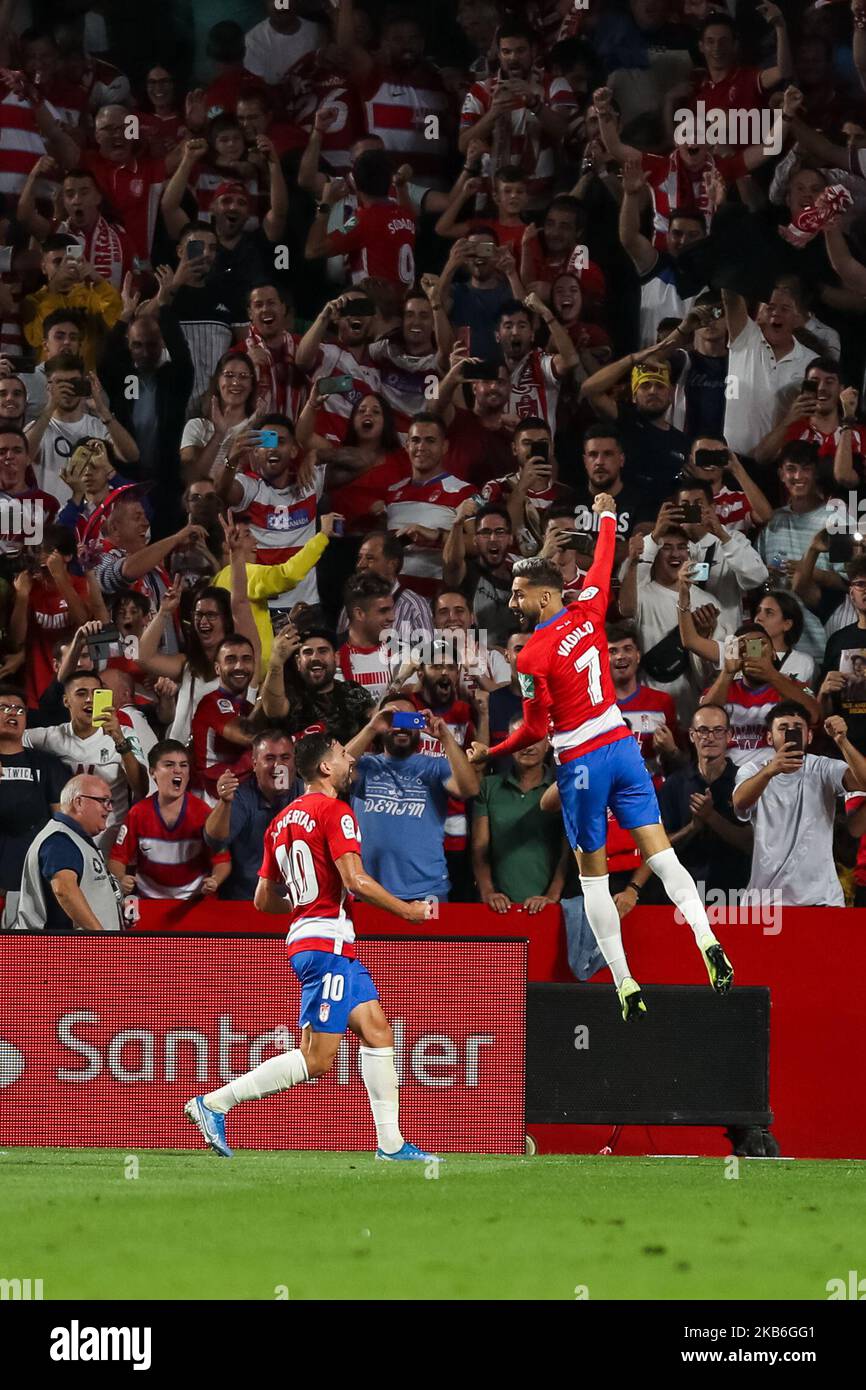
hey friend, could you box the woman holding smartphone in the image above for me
[180,351,264,482]
[295,387,410,536]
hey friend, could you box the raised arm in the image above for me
[618,157,656,276]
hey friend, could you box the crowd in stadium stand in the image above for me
[4,0,866,938]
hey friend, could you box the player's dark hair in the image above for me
[148,739,189,770]
[343,570,393,615]
[606,621,641,650]
[352,148,393,199]
[512,556,563,590]
[294,730,337,783]
[765,700,811,731]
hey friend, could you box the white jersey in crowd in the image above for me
[724,317,815,458]
[23,717,147,854]
[26,413,111,506]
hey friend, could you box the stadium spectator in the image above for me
[25,353,139,505]
[23,669,148,852]
[472,718,568,913]
[191,634,258,804]
[820,561,866,750]
[699,622,821,751]
[260,625,373,743]
[9,525,93,709]
[338,572,398,699]
[109,741,231,899]
[385,413,476,598]
[442,501,518,646]
[206,728,303,900]
[607,621,683,777]
[17,773,123,934]
[335,532,433,645]
[733,705,866,907]
[0,684,67,928]
[622,704,753,908]
[483,416,575,558]
[346,699,480,902]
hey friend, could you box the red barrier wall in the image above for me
[130,901,866,1160]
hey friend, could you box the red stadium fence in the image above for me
[0,935,526,1154]
[3,902,864,1158]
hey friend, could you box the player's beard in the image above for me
[515,602,541,630]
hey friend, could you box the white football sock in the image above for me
[360,1045,404,1154]
[647,847,713,947]
[203,1048,310,1114]
[579,874,630,988]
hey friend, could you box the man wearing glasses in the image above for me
[17,773,123,933]
[442,503,520,646]
[0,686,68,929]
[820,560,866,750]
[614,704,753,917]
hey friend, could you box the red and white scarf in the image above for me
[243,327,306,422]
[59,214,126,288]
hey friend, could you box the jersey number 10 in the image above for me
[275,840,320,908]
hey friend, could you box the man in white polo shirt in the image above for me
[722,277,816,458]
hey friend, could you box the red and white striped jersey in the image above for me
[290,56,366,170]
[707,678,798,752]
[507,349,560,429]
[385,470,477,597]
[336,642,398,699]
[190,688,253,803]
[112,792,229,898]
[784,418,866,462]
[616,684,681,772]
[359,64,451,183]
[713,484,755,534]
[232,330,306,421]
[367,338,440,439]
[310,344,382,443]
[641,150,747,250]
[0,91,65,198]
[23,711,146,849]
[460,74,576,201]
[233,462,326,606]
[259,792,361,955]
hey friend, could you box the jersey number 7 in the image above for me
[573,647,603,706]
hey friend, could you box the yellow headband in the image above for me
[631,363,671,394]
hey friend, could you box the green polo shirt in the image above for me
[473,770,561,903]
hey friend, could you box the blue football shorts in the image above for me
[556,735,661,855]
[290,950,380,1034]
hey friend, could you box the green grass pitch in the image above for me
[1,1149,864,1300]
